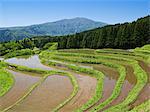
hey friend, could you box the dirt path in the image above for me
[0,70,40,111]
[8,75,73,112]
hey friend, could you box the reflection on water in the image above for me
[8,75,73,112]
[84,64,118,111]
[128,61,150,109]
[124,65,136,85]
[75,63,135,111]
[60,73,97,112]
[0,70,40,110]
[5,55,54,70]
[139,61,150,81]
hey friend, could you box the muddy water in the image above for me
[5,55,74,112]
[56,62,118,112]
[8,75,73,112]
[52,57,136,111]
[0,70,40,111]
[100,65,136,111]
[41,60,97,112]
[60,73,97,112]
[82,64,118,111]
[93,64,118,102]
[76,63,135,111]
[128,61,150,109]
[139,61,150,76]
[5,55,54,70]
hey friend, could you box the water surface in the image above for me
[0,70,40,111]
[5,55,55,70]
[128,61,150,109]
[60,73,97,112]
[8,75,73,112]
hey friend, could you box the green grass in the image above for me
[43,42,58,50]
[133,44,150,62]
[104,61,147,112]
[129,99,150,112]
[96,49,150,64]
[58,49,95,54]
[134,44,150,54]
[0,61,14,97]
[4,49,35,59]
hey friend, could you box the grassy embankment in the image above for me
[129,99,150,112]
[0,61,14,97]
[49,50,148,112]
[39,50,127,111]
[4,48,40,59]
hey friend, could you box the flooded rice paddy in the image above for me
[60,74,97,112]
[8,75,73,112]
[0,70,40,111]
[5,55,54,70]
[128,61,150,109]
[2,48,149,112]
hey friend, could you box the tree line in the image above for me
[58,15,150,49]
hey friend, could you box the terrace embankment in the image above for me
[52,51,136,111]
[75,64,118,111]
[99,65,136,111]
[59,49,95,54]
[38,57,98,112]
[0,70,40,111]
[128,61,150,109]
[55,54,136,111]
[7,75,73,112]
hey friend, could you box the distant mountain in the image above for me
[0,17,107,42]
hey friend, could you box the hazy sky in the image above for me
[0,0,149,27]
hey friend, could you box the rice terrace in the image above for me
[0,42,150,112]
[0,1,150,112]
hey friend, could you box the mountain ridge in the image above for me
[0,17,107,42]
